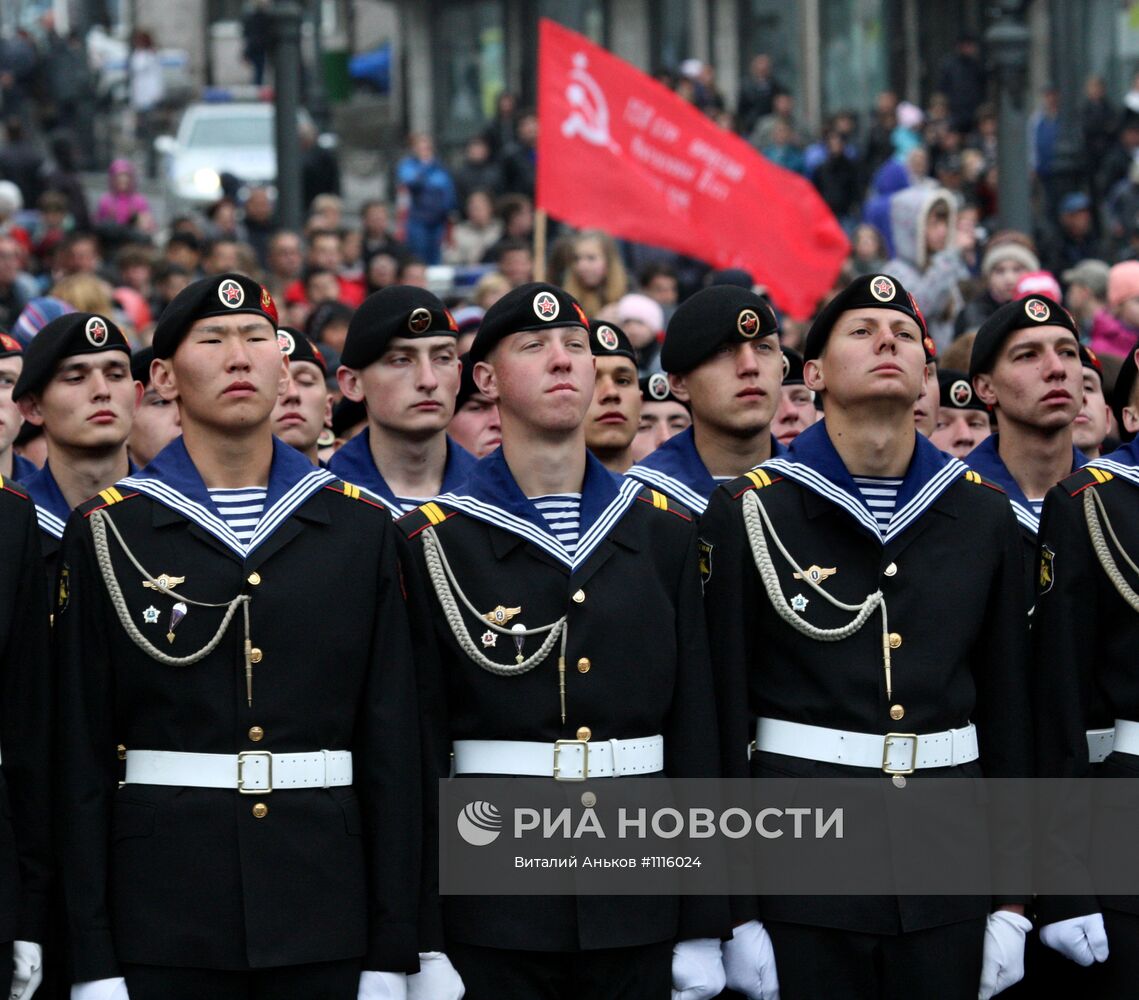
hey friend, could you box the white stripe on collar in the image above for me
[1089,459,1139,491]
[437,477,643,570]
[34,505,67,539]
[1007,498,1039,535]
[764,456,967,544]
[120,468,336,558]
[625,465,709,514]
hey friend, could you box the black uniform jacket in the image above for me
[700,423,1033,934]
[1033,439,1139,924]
[0,476,52,945]
[54,438,422,981]
[397,448,730,953]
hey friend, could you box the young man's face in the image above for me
[498,249,533,287]
[308,236,341,271]
[475,326,595,436]
[930,408,991,458]
[448,391,502,459]
[805,309,927,410]
[129,381,181,467]
[773,383,818,446]
[153,314,287,432]
[670,338,783,439]
[272,359,330,455]
[974,326,1083,433]
[0,356,23,454]
[631,400,691,462]
[643,275,677,306]
[20,352,138,451]
[338,336,459,439]
[584,355,641,454]
[1072,367,1110,455]
[268,235,304,278]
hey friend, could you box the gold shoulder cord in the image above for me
[88,509,258,704]
[1082,486,1139,613]
[420,525,572,722]
[741,488,896,697]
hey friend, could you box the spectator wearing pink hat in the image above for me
[1014,270,1063,302]
[615,292,665,376]
[1090,260,1139,358]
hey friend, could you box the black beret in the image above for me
[589,318,636,364]
[1079,343,1103,381]
[1112,348,1138,442]
[968,295,1080,378]
[640,371,685,406]
[804,274,932,363]
[277,327,327,375]
[470,282,589,366]
[456,352,480,410]
[782,346,805,385]
[331,396,368,438]
[340,285,456,370]
[152,273,279,359]
[660,285,779,374]
[13,312,130,400]
[0,331,22,359]
[130,345,155,385]
[938,368,988,412]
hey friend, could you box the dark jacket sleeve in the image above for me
[55,509,122,982]
[1,493,53,942]
[359,514,424,971]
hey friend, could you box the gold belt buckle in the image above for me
[553,740,589,781]
[237,750,273,793]
[882,733,918,775]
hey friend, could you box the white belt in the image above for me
[755,718,979,775]
[124,749,353,793]
[452,735,664,781]
[1109,719,1139,758]
[1087,727,1116,764]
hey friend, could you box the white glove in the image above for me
[671,937,726,1000]
[978,911,1032,999]
[70,979,129,1000]
[9,941,42,1000]
[722,920,780,1000]
[357,971,408,1000]
[407,952,464,1000]
[1039,913,1110,966]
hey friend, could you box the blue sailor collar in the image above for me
[763,420,966,545]
[327,428,477,516]
[626,427,786,514]
[1089,435,1139,489]
[25,462,71,539]
[11,453,38,484]
[966,434,1087,535]
[120,436,335,559]
[438,446,642,571]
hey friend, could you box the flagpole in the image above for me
[533,208,548,282]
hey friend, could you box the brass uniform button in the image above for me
[889,705,905,721]
[581,791,597,808]
[884,563,898,577]
[250,647,263,663]
[248,726,265,742]
[572,589,586,604]
[247,572,262,586]
[576,726,592,742]
[888,632,902,649]
[117,744,127,761]
[251,803,268,818]
[892,775,907,789]
[577,657,591,674]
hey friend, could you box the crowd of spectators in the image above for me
[4,29,1139,423]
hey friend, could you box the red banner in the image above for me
[536,19,849,321]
